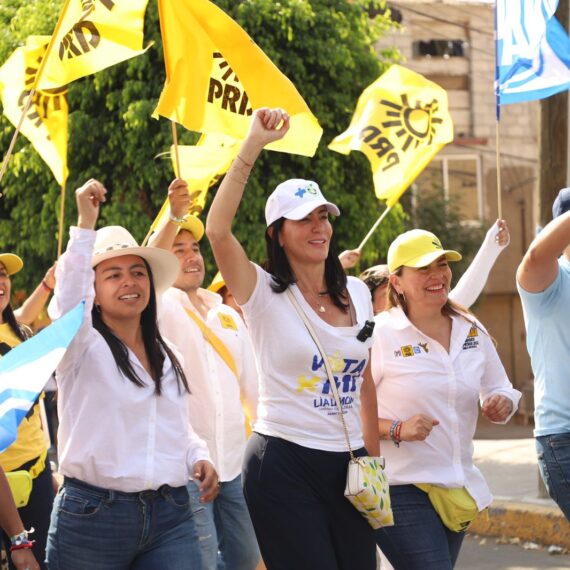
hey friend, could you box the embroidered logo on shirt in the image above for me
[218,313,238,331]
[462,326,480,350]
[394,342,428,358]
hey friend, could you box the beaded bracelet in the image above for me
[9,529,34,551]
[389,419,402,448]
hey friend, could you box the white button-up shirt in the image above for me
[48,227,211,492]
[158,287,258,482]
[371,307,521,509]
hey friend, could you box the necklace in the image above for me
[316,291,329,313]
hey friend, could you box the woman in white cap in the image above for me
[0,254,58,570]
[371,229,521,569]
[45,179,218,569]
[206,109,379,570]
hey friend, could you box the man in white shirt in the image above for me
[151,179,260,570]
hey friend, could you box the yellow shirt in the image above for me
[0,323,47,472]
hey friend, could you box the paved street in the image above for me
[456,535,570,569]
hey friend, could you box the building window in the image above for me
[412,155,483,222]
[413,39,467,59]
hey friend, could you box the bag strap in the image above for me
[285,288,355,460]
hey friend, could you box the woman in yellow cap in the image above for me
[0,253,57,570]
[371,229,521,569]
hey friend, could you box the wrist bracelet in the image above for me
[168,211,186,224]
[10,541,34,552]
[41,280,53,292]
[389,420,401,447]
[236,154,253,168]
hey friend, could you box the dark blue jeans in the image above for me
[536,433,570,521]
[375,484,465,570]
[46,477,202,569]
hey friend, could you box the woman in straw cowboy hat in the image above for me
[371,229,520,569]
[0,253,58,570]
[45,179,218,570]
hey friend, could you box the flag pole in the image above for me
[495,120,503,220]
[357,204,392,251]
[171,121,181,177]
[57,182,66,257]
[0,90,35,186]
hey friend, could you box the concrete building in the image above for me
[376,0,538,413]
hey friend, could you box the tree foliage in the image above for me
[0,0,404,295]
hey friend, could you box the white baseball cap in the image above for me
[264,179,340,226]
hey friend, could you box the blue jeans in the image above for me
[46,477,202,569]
[375,484,465,570]
[187,475,260,570]
[536,433,570,521]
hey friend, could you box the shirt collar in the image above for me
[165,286,223,313]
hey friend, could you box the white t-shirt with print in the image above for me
[240,264,374,452]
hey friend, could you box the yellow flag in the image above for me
[0,36,68,184]
[154,0,322,157]
[35,0,149,90]
[150,134,240,233]
[329,65,454,207]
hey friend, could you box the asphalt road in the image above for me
[456,534,570,569]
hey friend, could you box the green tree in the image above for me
[0,0,403,296]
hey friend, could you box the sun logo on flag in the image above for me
[20,46,67,136]
[380,95,443,151]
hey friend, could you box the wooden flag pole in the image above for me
[57,182,67,258]
[357,204,392,251]
[171,121,181,178]
[495,119,503,220]
[0,89,35,187]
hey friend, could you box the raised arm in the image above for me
[206,108,290,305]
[450,220,509,308]
[517,211,570,292]
[14,264,56,325]
[148,179,190,251]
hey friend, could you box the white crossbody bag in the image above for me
[286,289,394,529]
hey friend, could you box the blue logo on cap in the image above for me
[294,183,319,199]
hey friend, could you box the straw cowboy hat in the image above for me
[92,226,179,294]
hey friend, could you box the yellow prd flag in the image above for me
[150,134,240,233]
[329,65,454,207]
[35,0,149,90]
[0,36,68,184]
[154,0,322,158]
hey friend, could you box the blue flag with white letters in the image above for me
[0,301,84,453]
[496,0,570,107]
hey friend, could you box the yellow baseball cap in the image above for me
[177,215,204,242]
[208,271,225,293]
[387,229,462,272]
[0,253,24,276]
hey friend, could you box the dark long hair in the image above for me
[264,217,349,312]
[2,304,31,342]
[92,259,189,395]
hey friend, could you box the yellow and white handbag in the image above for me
[286,289,394,529]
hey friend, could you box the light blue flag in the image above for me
[497,0,570,106]
[0,301,84,453]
